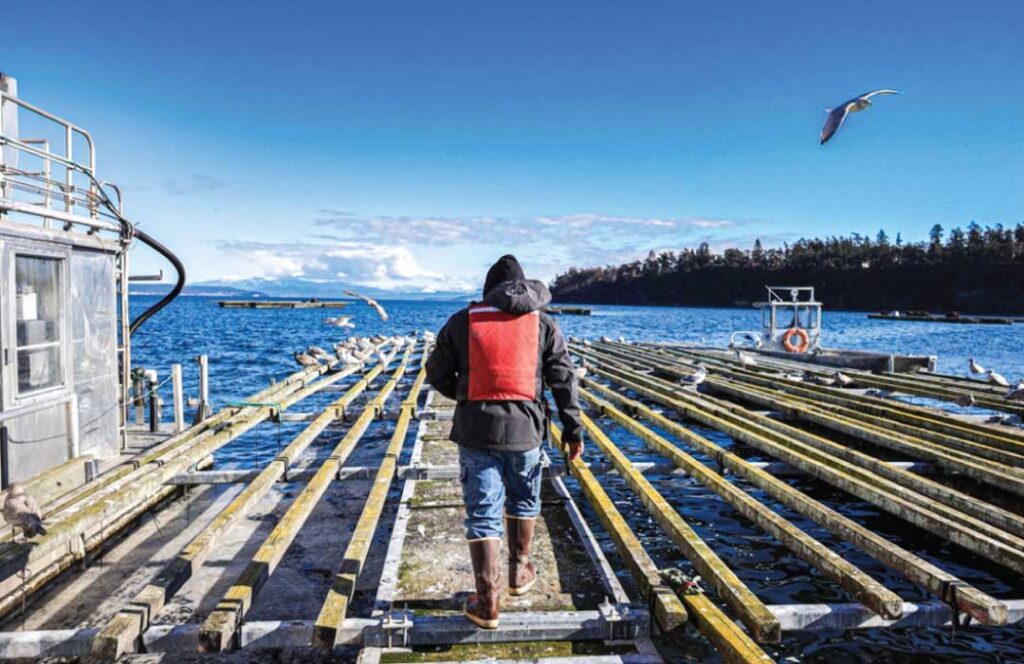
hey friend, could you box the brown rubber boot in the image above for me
[507,516,537,596]
[464,538,501,629]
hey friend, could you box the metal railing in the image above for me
[0,74,123,235]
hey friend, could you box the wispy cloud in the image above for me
[313,210,736,248]
[161,174,226,196]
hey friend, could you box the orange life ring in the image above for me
[782,327,810,353]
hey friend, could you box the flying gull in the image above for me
[820,89,902,145]
[345,290,389,322]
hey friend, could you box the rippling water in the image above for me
[129,295,1024,662]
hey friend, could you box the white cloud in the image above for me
[214,239,468,290]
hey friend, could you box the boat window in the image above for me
[808,306,820,329]
[14,254,64,395]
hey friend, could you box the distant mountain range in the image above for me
[130,276,474,301]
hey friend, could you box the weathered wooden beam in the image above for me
[549,425,772,662]
[0,352,386,604]
[706,378,1024,493]
[581,388,904,620]
[578,374,1010,625]
[197,346,414,653]
[312,361,428,648]
[90,358,395,659]
[576,354,1024,600]
[576,345,1024,545]
[578,412,782,643]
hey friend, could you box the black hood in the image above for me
[483,254,526,295]
[483,279,552,315]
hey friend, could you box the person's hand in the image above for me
[564,437,583,462]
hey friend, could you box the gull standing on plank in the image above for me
[987,369,1010,388]
[3,483,46,542]
[735,350,757,368]
[345,290,389,322]
[1006,382,1024,403]
[294,351,320,367]
[820,89,902,145]
[834,371,854,387]
[955,393,976,408]
[968,358,986,375]
[307,346,329,360]
[682,364,707,388]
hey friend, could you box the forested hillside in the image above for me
[550,223,1024,313]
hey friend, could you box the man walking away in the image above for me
[426,254,584,629]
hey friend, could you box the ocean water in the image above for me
[129,295,1024,662]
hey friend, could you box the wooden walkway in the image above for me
[0,336,1020,662]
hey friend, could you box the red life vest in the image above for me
[467,304,540,401]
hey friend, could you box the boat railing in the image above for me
[0,73,124,236]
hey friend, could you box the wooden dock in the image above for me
[0,335,1021,661]
[868,312,1015,325]
[545,306,592,315]
[218,299,350,309]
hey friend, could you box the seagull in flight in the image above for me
[345,290,389,322]
[820,89,902,145]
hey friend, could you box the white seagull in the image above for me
[833,371,854,387]
[345,290,389,322]
[735,350,757,368]
[968,358,986,375]
[987,369,1010,388]
[820,89,902,145]
[325,316,355,329]
[682,364,708,388]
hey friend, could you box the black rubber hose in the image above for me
[129,226,186,336]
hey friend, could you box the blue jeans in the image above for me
[458,446,542,540]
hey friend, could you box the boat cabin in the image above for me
[734,286,822,352]
[0,73,131,485]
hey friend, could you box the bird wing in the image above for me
[820,105,851,144]
[859,89,902,100]
[23,494,40,517]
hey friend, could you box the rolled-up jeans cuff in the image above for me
[465,523,504,540]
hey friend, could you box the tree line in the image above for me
[549,222,1024,313]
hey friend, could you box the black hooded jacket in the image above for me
[426,258,583,452]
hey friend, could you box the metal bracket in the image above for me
[367,610,414,649]
[598,600,639,642]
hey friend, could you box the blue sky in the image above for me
[5,1,1022,291]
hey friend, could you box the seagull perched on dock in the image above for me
[307,346,330,360]
[833,371,854,387]
[325,316,355,329]
[294,351,320,367]
[987,369,1010,388]
[820,89,902,145]
[682,364,708,388]
[599,335,613,344]
[734,350,757,368]
[345,290,389,322]
[1005,381,1024,403]
[955,393,976,408]
[968,358,986,375]
[3,483,46,542]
